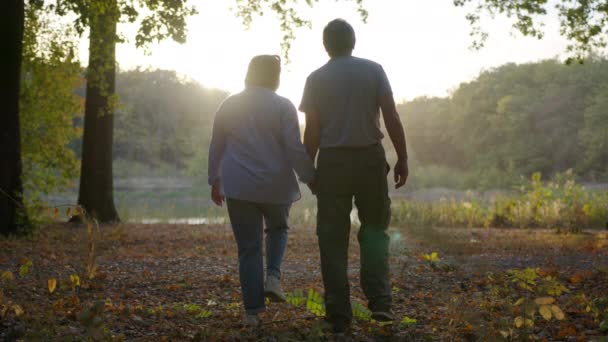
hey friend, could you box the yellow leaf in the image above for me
[421,252,440,262]
[48,278,57,294]
[70,274,80,287]
[514,316,524,328]
[1,271,14,281]
[514,297,525,306]
[551,305,565,320]
[12,304,24,317]
[539,305,552,320]
[525,318,534,327]
[534,297,555,305]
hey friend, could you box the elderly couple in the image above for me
[207,19,409,334]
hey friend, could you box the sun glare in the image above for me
[108,0,568,111]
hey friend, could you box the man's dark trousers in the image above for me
[316,143,392,325]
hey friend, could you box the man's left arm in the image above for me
[303,110,321,194]
[380,94,409,189]
[303,110,321,163]
[300,75,321,193]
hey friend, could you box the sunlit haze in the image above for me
[80,0,568,107]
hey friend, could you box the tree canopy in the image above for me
[455,0,608,62]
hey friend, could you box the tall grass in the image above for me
[392,171,608,231]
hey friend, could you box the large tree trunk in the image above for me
[0,0,27,235]
[76,0,120,222]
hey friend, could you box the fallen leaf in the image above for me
[551,305,565,320]
[48,278,57,294]
[539,305,552,320]
[12,304,24,317]
[166,284,180,291]
[557,323,576,338]
[534,297,555,305]
[70,274,80,287]
[1,271,14,281]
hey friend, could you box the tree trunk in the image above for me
[76,0,120,222]
[0,0,27,235]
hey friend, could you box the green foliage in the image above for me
[351,301,372,320]
[421,252,440,268]
[20,5,82,219]
[49,0,197,52]
[175,303,213,318]
[399,59,608,188]
[287,288,394,323]
[305,288,325,317]
[113,69,227,172]
[400,316,417,328]
[507,268,540,292]
[392,171,608,230]
[285,289,306,307]
[455,268,573,339]
[453,0,608,61]
[18,259,33,278]
[503,269,568,331]
[580,86,608,177]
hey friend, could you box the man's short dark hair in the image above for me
[323,19,356,57]
[245,55,281,90]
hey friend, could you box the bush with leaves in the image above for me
[20,6,82,220]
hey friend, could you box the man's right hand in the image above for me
[394,159,409,189]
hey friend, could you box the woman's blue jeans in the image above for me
[226,198,291,314]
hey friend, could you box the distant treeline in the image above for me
[59,59,608,189]
[111,69,227,175]
[398,58,608,188]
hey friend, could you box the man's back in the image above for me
[299,56,392,148]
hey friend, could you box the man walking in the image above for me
[300,18,409,334]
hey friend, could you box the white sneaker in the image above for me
[264,275,286,302]
[243,313,260,327]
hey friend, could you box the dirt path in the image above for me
[1,224,607,341]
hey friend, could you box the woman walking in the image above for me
[207,55,316,326]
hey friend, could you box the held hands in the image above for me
[307,179,319,195]
[211,180,225,207]
[394,159,409,189]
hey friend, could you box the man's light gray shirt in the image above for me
[299,56,393,148]
[208,86,315,204]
